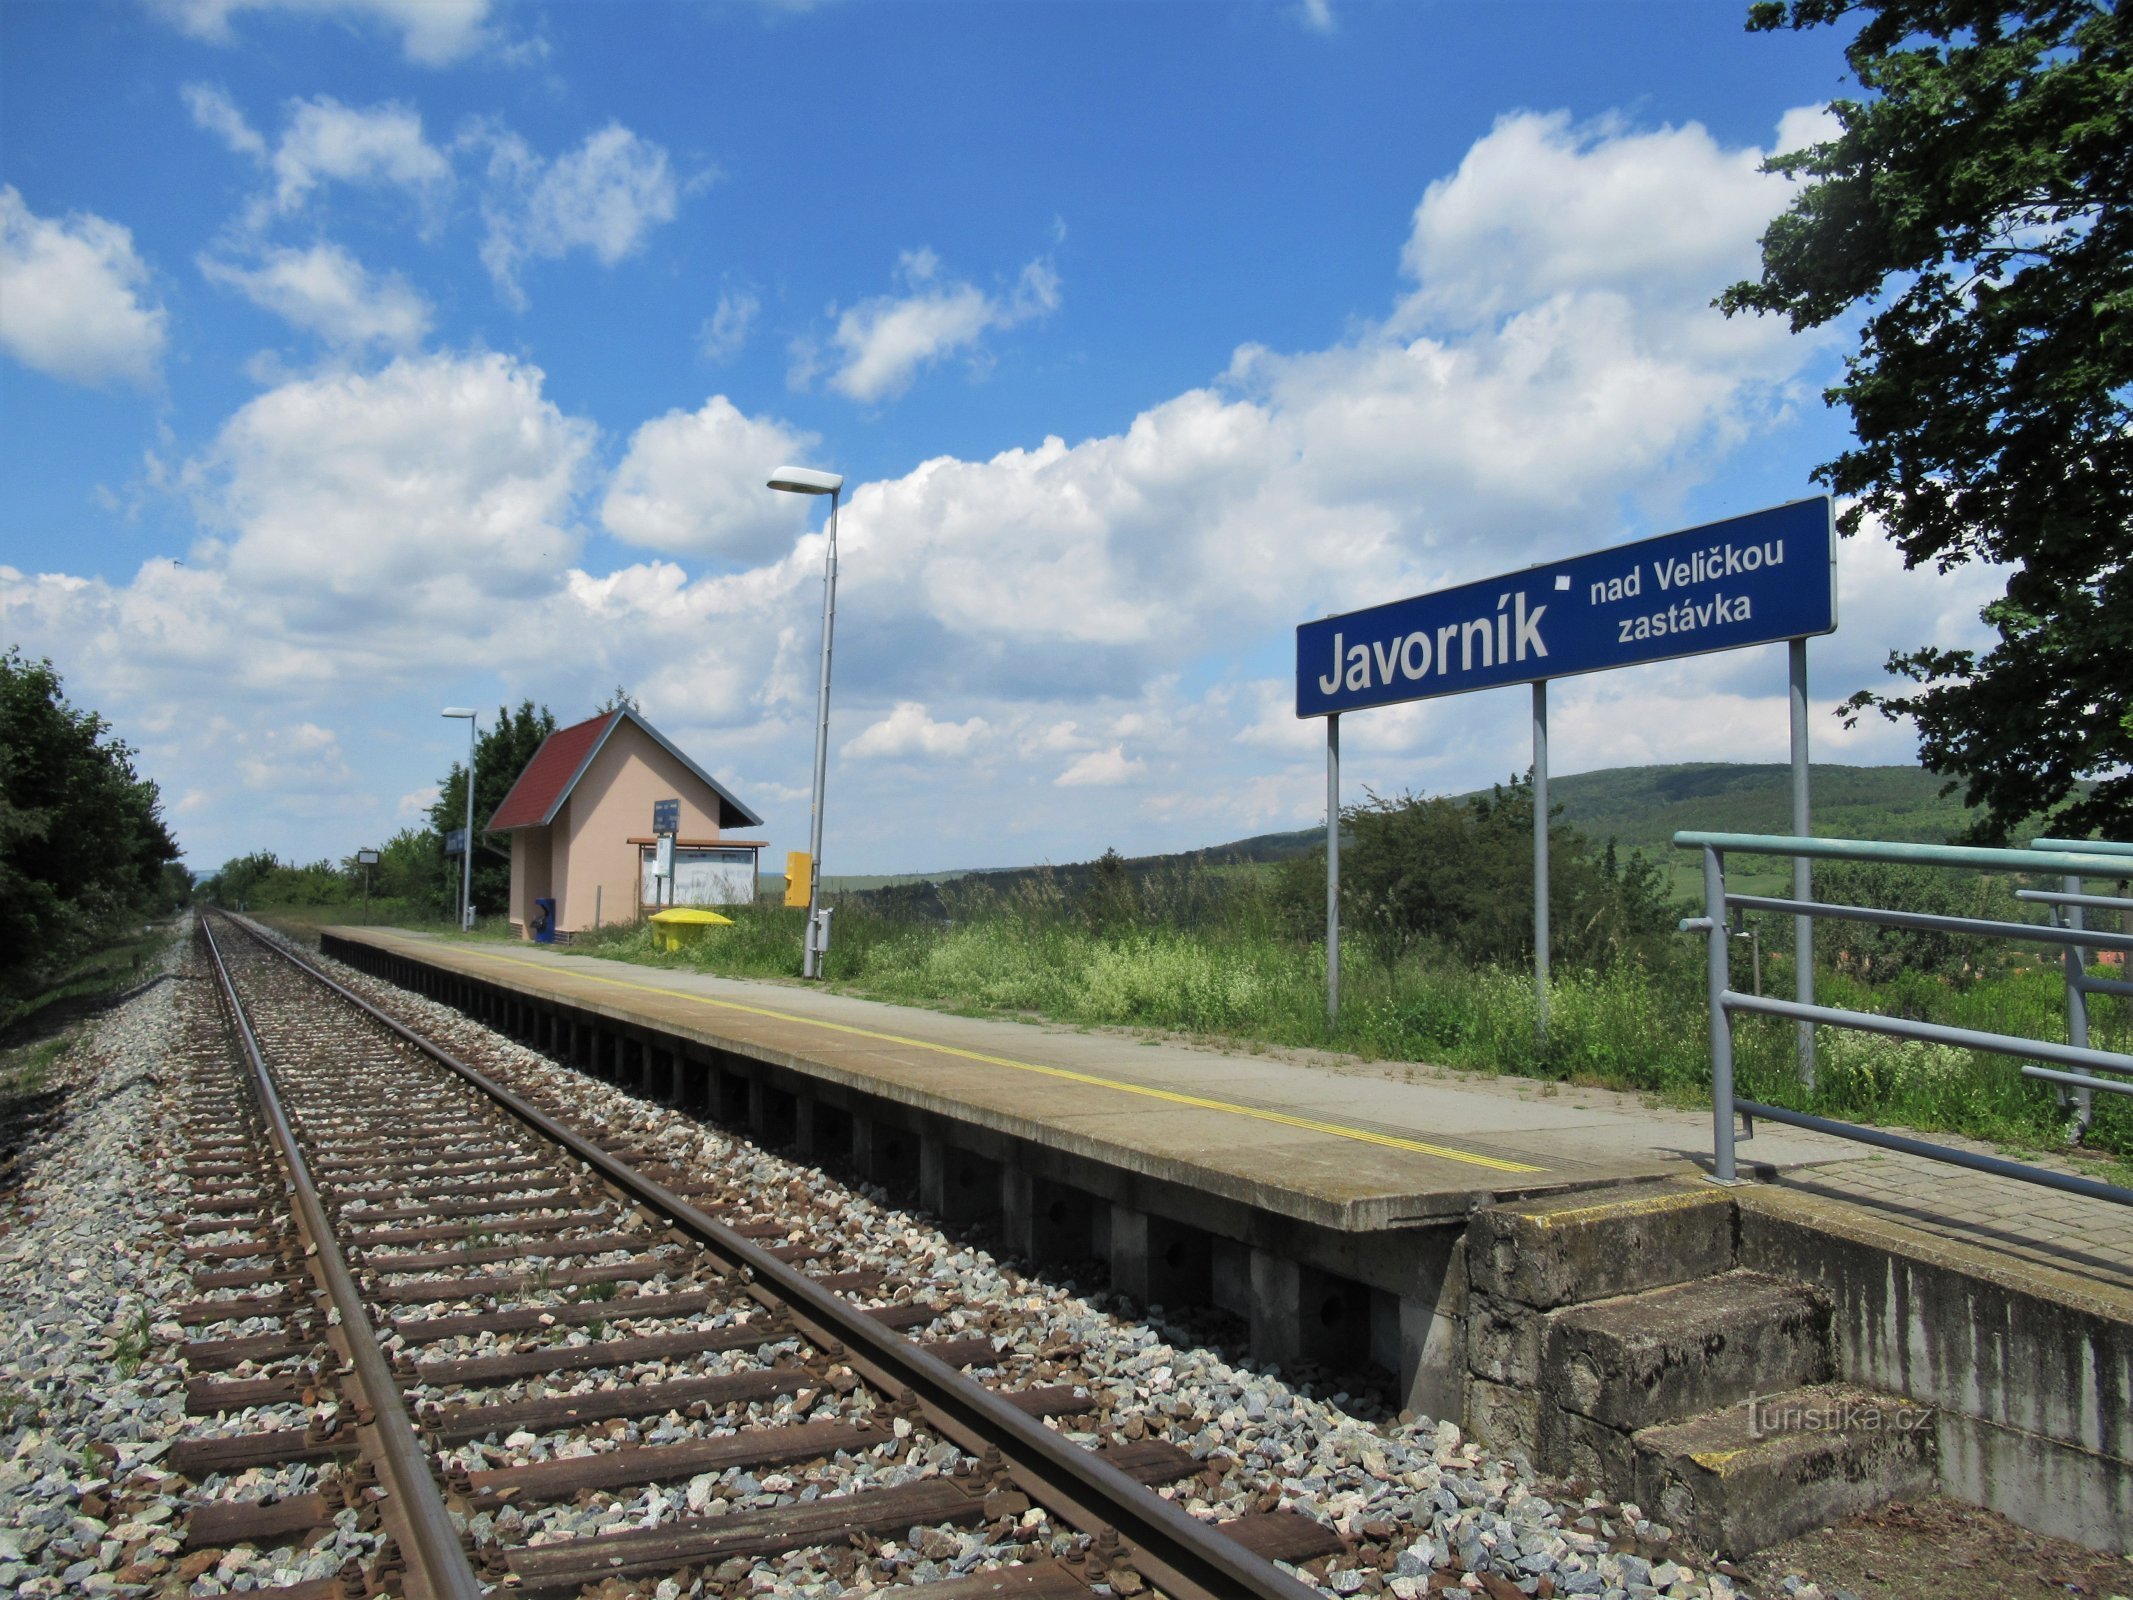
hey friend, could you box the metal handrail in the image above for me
[2024,839,2133,1130]
[1674,831,2133,1206]
[1674,830,2133,877]
[2033,836,2133,858]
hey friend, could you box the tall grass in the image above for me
[566,872,2131,1169]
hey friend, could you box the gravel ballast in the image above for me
[0,915,1922,1599]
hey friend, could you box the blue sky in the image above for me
[1,0,2000,881]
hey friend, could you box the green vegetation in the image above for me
[0,926,171,1039]
[221,753,2126,1174]
[1313,776,1676,972]
[840,763,2039,913]
[1727,0,2132,839]
[858,763,2011,909]
[111,1304,153,1379]
[429,700,558,919]
[0,650,183,1009]
[2,1036,71,1102]
[566,785,2132,1176]
[204,697,565,925]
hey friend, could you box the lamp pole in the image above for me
[767,465,846,978]
[442,708,478,932]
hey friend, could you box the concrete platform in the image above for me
[309,926,2133,1552]
[316,927,1868,1229]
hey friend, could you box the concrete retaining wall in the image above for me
[1737,1186,2133,1550]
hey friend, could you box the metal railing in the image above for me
[1674,831,2133,1206]
[2021,836,2133,1135]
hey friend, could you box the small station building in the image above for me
[487,708,766,939]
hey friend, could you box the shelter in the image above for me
[487,708,765,938]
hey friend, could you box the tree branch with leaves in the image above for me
[1723,0,2130,839]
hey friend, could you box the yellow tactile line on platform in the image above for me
[419,941,1545,1175]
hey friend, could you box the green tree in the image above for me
[1080,848,1142,933]
[370,826,449,917]
[1810,857,2022,982]
[202,850,282,907]
[1319,776,1676,972]
[1722,0,2131,840]
[0,650,181,988]
[429,701,557,918]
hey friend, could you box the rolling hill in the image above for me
[818,762,2007,898]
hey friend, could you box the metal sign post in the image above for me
[1789,638,1815,1087]
[1533,682,1549,1041]
[357,848,379,925]
[1296,497,1838,1030]
[1325,713,1340,1025]
[652,800,679,911]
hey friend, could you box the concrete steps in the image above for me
[1632,1382,1938,1556]
[1462,1182,1936,1556]
[1546,1270,1832,1429]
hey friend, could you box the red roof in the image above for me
[485,708,764,833]
[486,711,619,832]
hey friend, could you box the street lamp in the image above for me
[442,707,478,932]
[768,464,844,978]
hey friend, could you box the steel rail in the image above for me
[197,916,486,1600]
[226,914,1317,1600]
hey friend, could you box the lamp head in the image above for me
[442,707,476,719]
[767,465,844,495]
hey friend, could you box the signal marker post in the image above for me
[1297,497,1837,1056]
[356,847,379,924]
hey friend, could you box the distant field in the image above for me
[811,762,2007,909]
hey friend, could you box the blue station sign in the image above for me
[1296,497,1836,718]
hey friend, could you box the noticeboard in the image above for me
[1296,497,1835,718]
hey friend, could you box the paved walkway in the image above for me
[325,927,2133,1295]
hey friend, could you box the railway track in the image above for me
[166,912,1336,1599]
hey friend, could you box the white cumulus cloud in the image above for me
[193,351,595,625]
[479,123,680,309]
[1397,108,1806,340]
[700,289,758,363]
[272,96,452,214]
[200,243,431,350]
[1056,745,1144,787]
[0,188,167,387]
[809,249,1061,403]
[601,395,819,564]
[844,702,990,761]
[153,0,494,66]
[3,104,2008,874]
[182,82,267,158]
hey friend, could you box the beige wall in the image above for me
[553,721,731,934]
[509,827,553,932]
